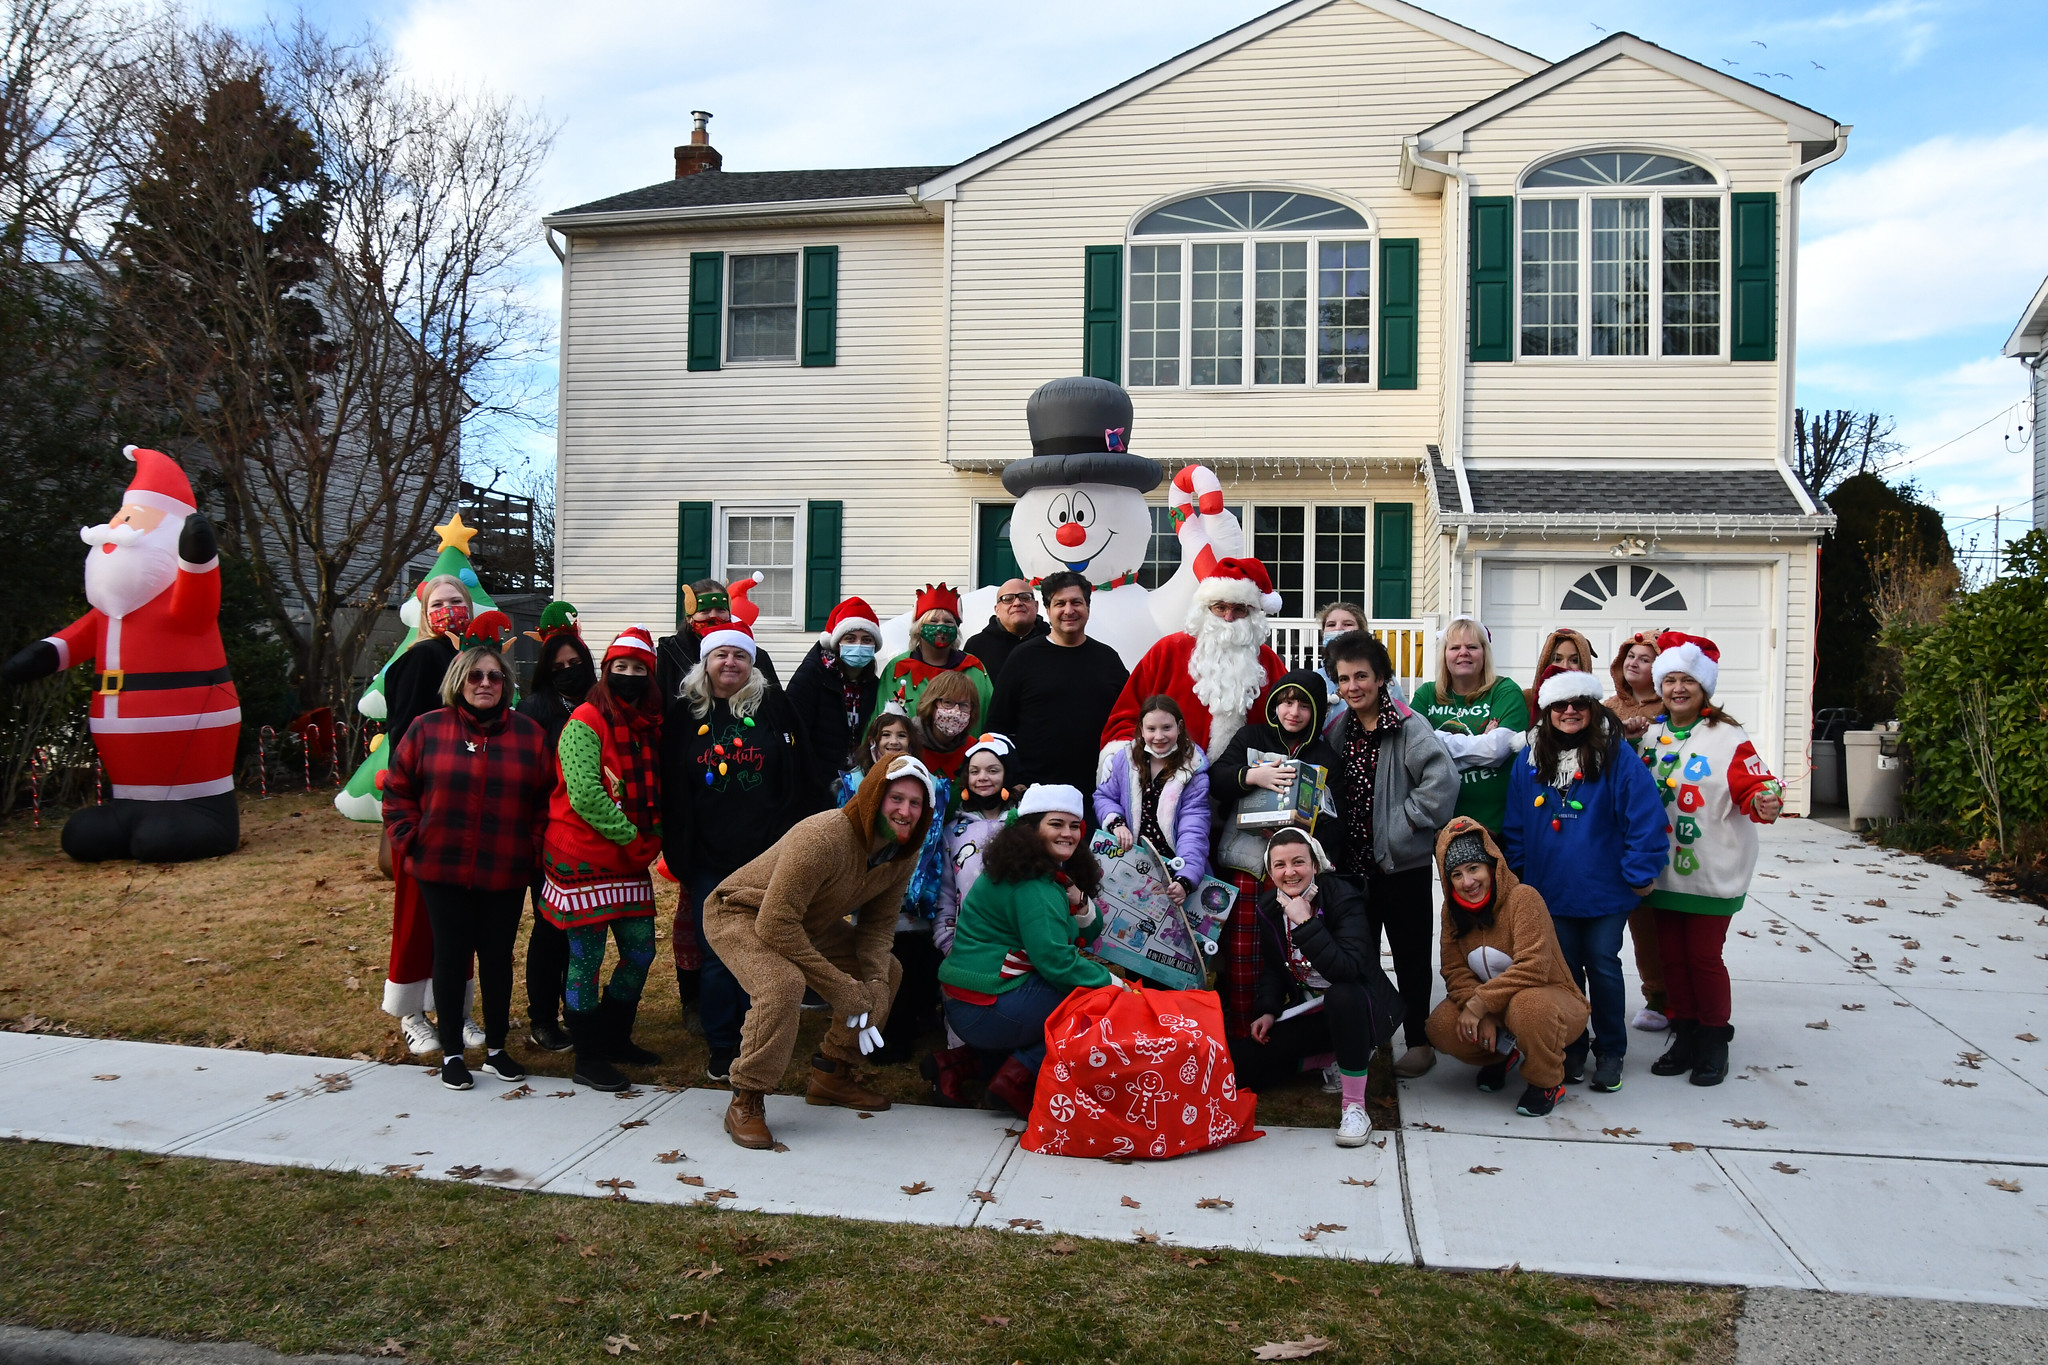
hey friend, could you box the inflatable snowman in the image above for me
[879,376,1245,670]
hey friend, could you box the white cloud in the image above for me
[1798,127,2048,348]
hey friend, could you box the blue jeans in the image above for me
[941,974,1070,1073]
[686,868,751,1054]
[1550,911,1629,1060]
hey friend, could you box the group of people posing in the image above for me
[376,553,1782,1151]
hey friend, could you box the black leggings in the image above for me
[881,930,942,1056]
[1365,865,1435,1049]
[1229,978,1395,1092]
[419,881,525,1055]
[525,879,570,1024]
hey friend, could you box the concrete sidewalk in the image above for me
[2,820,2043,1305]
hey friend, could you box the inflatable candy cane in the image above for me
[1149,464,1248,635]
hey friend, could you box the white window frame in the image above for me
[1139,498,1379,616]
[724,250,803,367]
[1514,147,1730,365]
[1124,186,1379,391]
[714,502,803,626]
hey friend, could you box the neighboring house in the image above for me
[2005,275,2048,532]
[545,0,1845,811]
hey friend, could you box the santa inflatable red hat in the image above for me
[818,596,881,649]
[119,445,198,518]
[1535,664,1605,710]
[697,619,756,661]
[1651,631,1719,696]
[1193,557,1284,616]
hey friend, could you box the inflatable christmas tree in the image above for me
[334,513,506,821]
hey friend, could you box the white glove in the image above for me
[847,1013,885,1055]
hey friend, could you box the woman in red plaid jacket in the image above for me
[382,644,552,1091]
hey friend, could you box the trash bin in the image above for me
[1844,728,1904,831]
[1811,708,1861,807]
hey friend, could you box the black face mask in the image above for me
[554,662,595,699]
[607,672,649,703]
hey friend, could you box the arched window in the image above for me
[1517,150,1725,361]
[1559,565,1687,612]
[1126,189,1376,389]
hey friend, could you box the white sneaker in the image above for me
[1335,1103,1371,1147]
[462,1017,486,1050]
[400,1013,440,1055]
[1632,1008,1670,1032]
[1320,1065,1342,1094]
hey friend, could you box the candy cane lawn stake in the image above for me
[27,746,47,828]
[256,725,275,798]
[300,726,312,793]
[330,720,349,787]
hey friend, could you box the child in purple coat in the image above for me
[1093,694,1213,902]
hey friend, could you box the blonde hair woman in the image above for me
[1407,616,1530,832]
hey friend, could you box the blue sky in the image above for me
[215,0,2048,543]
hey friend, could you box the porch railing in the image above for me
[1266,618,1437,693]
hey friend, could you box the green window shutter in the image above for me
[1082,245,1122,382]
[687,252,723,371]
[804,500,843,632]
[1377,238,1419,389]
[801,245,838,367]
[1372,502,1412,619]
[1468,197,1513,362]
[676,501,713,622]
[1731,192,1777,362]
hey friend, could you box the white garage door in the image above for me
[1479,559,1775,747]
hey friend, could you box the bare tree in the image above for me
[109,21,554,708]
[1793,408,1902,499]
[0,0,144,263]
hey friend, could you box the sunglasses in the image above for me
[995,592,1035,605]
[470,670,507,685]
[1547,699,1592,713]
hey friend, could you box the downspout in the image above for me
[1776,125,1851,514]
[1407,138,1474,613]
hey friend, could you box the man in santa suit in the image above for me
[1100,557,1286,765]
[1,446,241,862]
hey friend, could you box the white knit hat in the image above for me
[1649,631,1720,697]
[1536,668,1605,710]
[1017,783,1085,819]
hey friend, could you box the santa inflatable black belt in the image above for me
[2,445,241,862]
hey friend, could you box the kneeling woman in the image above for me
[1424,819,1590,1117]
[703,755,937,1150]
[938,785,1113,1118]
[1230,828,1405,1148]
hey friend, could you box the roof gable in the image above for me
[1417,32,1840,152]
[915,0,1544,200]
[2005,275,2048,358]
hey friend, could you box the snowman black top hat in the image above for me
[1002,376,1163,496]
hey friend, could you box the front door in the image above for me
[977,503,1023,588]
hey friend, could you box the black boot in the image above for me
[600,989,662,1066]
[1561,1034,1590,1085]
[564,1008,627,1092]
[1651,1019,1699,1076]
[1689,1024,1733,1087]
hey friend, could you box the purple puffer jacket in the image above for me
[1091,746,1212,886]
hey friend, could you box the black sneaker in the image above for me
[1516,1081,1565,1117]
[706,1049,737,1083]
[527,1018,572,1053]
[482,1051,526,1082]
[1589,1053,1624,1093]
[440,1056,473,1091]
[1561,1039,1589,1085]
[1476,1047,1523,1093]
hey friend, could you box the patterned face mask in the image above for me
[425,602,471,637]
[918,622,957,647]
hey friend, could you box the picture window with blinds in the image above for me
[1127,189,1377,388]
[1516,151,1726,361]
[727,252,800,362]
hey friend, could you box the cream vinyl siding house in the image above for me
[546,0,1841,810]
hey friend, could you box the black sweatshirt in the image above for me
[963,614,1049,684]
[985,635,1128,795]
[382,636,459,751]
[1249,872,1380,1018]
[658,685,814,882]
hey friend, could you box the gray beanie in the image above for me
[1443,830,1491,875]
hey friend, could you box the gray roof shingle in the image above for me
[1462,468,1807,517]
[555,166,954,218]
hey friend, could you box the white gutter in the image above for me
[1776,124,1851,515]
[1403,139,1474,517]
[542,193,934,233]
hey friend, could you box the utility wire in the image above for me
[1892,402,2028,471]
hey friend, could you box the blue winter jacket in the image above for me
[1503,729,1668,919]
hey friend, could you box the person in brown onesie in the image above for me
[702,754,936,1149]
[1424,816,1589,1118]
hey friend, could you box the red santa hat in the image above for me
[1535,665,1605,711]
[1193,557,1283,615]
[604,625,658,667]
[914,583,962,621]
[819,596,882,649]
[1651,631,1720,696]
[120,445,197,517]
[698,619,757,661]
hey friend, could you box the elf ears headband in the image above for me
[681,585,729,616]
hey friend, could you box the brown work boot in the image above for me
[724,1089,774,1150]
[805,1053,891,1111]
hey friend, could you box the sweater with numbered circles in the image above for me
[1635,716,1777,915]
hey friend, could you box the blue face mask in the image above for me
[1321,631,1346,647]
[838,642,877,669]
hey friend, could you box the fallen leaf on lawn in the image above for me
[602,1333,638,1355]
[1724,1118,1770,1130]
[1007,1218,1044,1231]
[1300,1230,1323,1242]
[2018,1034,2039,1043]
[1003,1125,1026,1137]
[1341,1177,1376,1187]
[553,1232,574,1244]
[655,1150,686,1163]
[696,1189,736,1203]
[370,1340,406,1359]
[445,1165,482,1180]
[1805,1020,1830,1030]
[1268,1272,1299,1284]
[980,1314,1011,1328]
[856,1111,874,1119]
[1600,1127,1641,1138]
[666,1310,715,1329]
[500,1084,534,1101]
[749,1250,792,1268]
[1866,898,1887,907]
[1943,1078,1979,1088]
[577,1244,607,1259]
[678,1175,705,1186]
[183,957,209,965]
[1132,1228,1160,1244]
[1958,1052,1986,1069]
[1468,1165,1501,1174]
[619,1119,647,1130]
[596,1177,636,1194]
[550,1091,576,1099]
[381,1164,423,1178]
[344,976,360,991]
[1047,1239,1077,1255]
[555,1296,584,1306]
[92,1074,119,1081]
[315,1073,352,1093]
[1252,1334,1333,1359]
[1588,1290,1617,1309]
[1841,1004,1866,1011]
[678,1262,723,1280]
[1410,1121,1445,1132]
[265,1091,287,1101]
[1771,1161,1802,1174]
[1196,1196,1234,1209]
[1988,1178,2023,1192]
[901,1181,932,1195]
[1121,1195,1142,1208]
[1310,1222,1346,1233]
[615,1088,643,1100]
[1737,930,1756,939]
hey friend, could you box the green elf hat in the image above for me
[525,600,580,645]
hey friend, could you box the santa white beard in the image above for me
[1186,605,1269,755]
[82,517,184,619]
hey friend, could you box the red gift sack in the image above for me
[1022,983,1262,1160]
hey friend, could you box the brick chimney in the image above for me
[674,111,721,178]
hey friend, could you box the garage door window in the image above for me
[1560,565,1687,612]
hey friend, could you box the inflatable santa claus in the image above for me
[0,446,240,862]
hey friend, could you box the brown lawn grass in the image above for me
[0,793,1371,1126]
